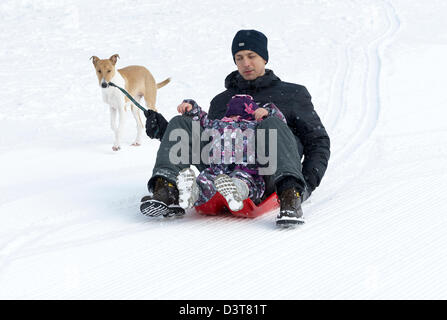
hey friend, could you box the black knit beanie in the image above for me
[231,29,269,63]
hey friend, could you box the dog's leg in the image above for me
[113,105,126,151]
[110,107,120,151]
[131,105,143,146]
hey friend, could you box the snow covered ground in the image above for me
[1,0,447,299]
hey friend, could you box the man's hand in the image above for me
[144,109,168,140]
[254,108,269,121]
[177,102,193,114]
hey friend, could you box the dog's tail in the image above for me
[157,77,171,89]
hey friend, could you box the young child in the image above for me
[176,95,286,211]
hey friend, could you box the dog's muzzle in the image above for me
[101,82,109,88]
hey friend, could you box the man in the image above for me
[141,29,330,227]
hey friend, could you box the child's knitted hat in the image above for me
[225,94,259,120]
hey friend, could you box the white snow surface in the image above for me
[1,0,447,299]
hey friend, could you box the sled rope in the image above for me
[108,82,146,112]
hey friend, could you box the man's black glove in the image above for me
[144,109,168,140]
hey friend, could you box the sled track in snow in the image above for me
[334,0,400,161]
[325,44,351,133]
[309,0,401,217]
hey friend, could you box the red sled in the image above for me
[195,192,279,218]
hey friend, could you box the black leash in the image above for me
[108,82,147,112]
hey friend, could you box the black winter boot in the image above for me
[140,177,185,217]
[276,188,305,227]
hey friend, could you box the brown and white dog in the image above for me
[90,54,170,151]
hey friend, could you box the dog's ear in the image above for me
[109,54,120,66]
[90,56,100,66]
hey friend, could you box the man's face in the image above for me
[234,50,267,80]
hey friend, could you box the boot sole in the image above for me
[276,216,305,228]
[214,174,243,211]
[140,200,185,217]
[163,205,185,218]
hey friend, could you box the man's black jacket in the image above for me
[208,69,330,192]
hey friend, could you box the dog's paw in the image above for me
[112,146,121,151]
[131,142,141,147]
